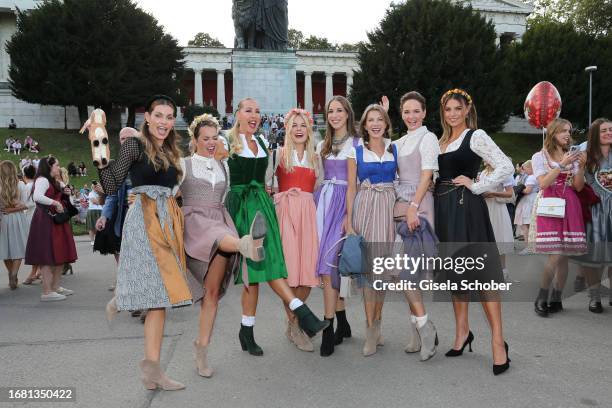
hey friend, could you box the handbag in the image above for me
[536,197,566,218]
[324,234,365,276]
[48,197,79,224]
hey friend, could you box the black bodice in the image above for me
[437,130,481,180]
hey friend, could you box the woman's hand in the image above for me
[53,200,64,213]
[96,216,107,231]
[577,152,587,169]
[406,206,420,232]
[127,193,137,206]
[560,151,581,168]
[453,175,473,189]
[342,215,355,235]
[482,192,495,199]
[379,95,390,113]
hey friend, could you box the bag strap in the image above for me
[323,235,349,269]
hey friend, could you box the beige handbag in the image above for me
[536,197,566,218]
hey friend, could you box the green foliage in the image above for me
[300,35,335,50]
[188,32,225,47]
[182,105,220,127]
[288,28,358,51]
[350,0,512,134]
[506,20,612,130]
[288,28,304,49]
[529,0,612,37]
[7,0,186,127]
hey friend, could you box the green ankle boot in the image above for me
[238,324,263,356]
[294,305,330,337]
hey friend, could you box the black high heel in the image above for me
[239,324,263,356]
[493,342,510,375]
[445,331,474,357]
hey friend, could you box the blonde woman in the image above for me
[224,98,328,356]
[272,108,321,352]
[0,160,29,289]
[179,114,265,376]
[532,118,586,317]
[435,89,513,375]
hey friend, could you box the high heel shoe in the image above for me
[294,304,330,337]
[334,310,352,345]
[492,342,510,376]
[238,324,263,356]
[138,359,185,391]
[445,331,474,357]
[238,212,267,261]
[105,296,118,322]
[194,340,213,377]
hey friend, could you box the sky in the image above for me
[134,0,392,47]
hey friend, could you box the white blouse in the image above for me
[179,154,226,187]
[442,129,513,195]
[532,150,580,179]
[347,138,394,163]
[237,134,269,158]
[392,126,440,170]
[32,178,58,206]
[316,136,362,161]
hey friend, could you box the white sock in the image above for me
[241,315,255,327]
[414,314,428,329]
[410,315,417,325]
[288,298,304,311]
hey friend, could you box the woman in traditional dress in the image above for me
[272,108,321,352]
[392,92,439,361]
[434,89,513,375]
[24,157,77,300]
[225,98,328,356]
[531,118,587,317]
[513,160,538,244]
[346,104,397,357]
[95,95,191,391]
[180,113,265,375]
[315,96,359,356]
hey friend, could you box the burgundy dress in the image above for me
[25,182,78,266]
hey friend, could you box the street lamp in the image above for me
[585,66,597,125]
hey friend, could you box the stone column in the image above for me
[194,69,204,106]
[325,72,334,105]
[216,69,226,117]
[346,72,353,96]
[304,71,313,114]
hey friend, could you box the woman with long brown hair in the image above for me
[0,160,29,289]
[531,118,586,317]
[435,89,513,375]
[92,95,191,391]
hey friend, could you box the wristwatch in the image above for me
[409,201,419,209]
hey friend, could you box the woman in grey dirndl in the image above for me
[179,114,265,378]
[92,96,190,391]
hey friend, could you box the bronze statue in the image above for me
[233,0,288,50]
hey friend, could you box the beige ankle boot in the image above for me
[363,323,378,356]
[374,319,384,346]
[194,340,213,378]
[290,320,314,352]
[139,359,185,391]
[404,320,421,353]
[105,296,118,322]
[238,212,267,261]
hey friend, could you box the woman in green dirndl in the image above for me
[225,98,328,355]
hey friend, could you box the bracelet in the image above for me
[409,201,419,209]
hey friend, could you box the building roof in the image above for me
[454,0,534,15]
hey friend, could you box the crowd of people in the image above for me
[1,91,610,390]
[4,135,40,155]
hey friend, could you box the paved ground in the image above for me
[1,237,611,408]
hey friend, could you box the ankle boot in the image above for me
[548,289,563,313]
[138,359,185,391]
[588,288,603,313]
[363,322,377,357]
[238,212,267,261]
[373,319,384,346]
[404,320,421,353]
[289,320,314,352]
[238,324,263,356]
[334,310,352,345]
[294,304,330,337]
[193,340,213,377]
[106,296,118,322]
[534,288,549,317]
[416,320,438,361]
[320,318,335,357]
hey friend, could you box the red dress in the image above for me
[25,183,78,266]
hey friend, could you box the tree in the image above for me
[337,42,361,52]
[350,0,512,134]
[507,20,612,130]
[300,35,335,51]
[288,28,304,49]
[7,0,185,129]
[528,0,612,37]
[183,104,220,127]
[188,32,225,47]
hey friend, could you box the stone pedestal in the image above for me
[231,50,297,115]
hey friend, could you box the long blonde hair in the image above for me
[321,96,358,158]
[139,98,183,180]
[543,118,572,156]
[0,160,20,208]
[439,90,478,145]
[228,98,258,156]
[281,111,319,176]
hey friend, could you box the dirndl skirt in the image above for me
[0,211,28,260]
[115,186,192,311]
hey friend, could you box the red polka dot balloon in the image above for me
[524,81,562,129]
